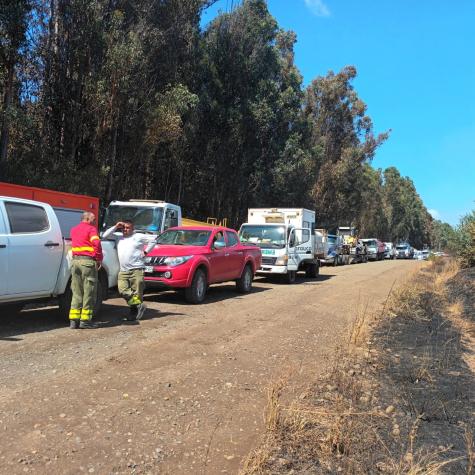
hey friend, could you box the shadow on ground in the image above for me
[0,301,180,340]
[144,283,270,306]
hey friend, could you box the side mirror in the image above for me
[213,241,226,250]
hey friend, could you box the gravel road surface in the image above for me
[0,259,420,474]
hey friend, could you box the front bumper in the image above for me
[257,265,288,275]
[144,264,191,288]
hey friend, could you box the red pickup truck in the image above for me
[144,226,262,303]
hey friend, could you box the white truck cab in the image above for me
[239,208,321,283]
[101,200,182,235]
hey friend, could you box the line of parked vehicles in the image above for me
[0,183,431,315]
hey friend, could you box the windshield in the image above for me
[327,235,338,245]
[239,225,286,249]
[102,205,163,233]
[396,245,408,250]
[156,229,211,246]
[363,240,377,247]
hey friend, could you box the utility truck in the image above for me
[238,208,321,283]
[338,226,368,264]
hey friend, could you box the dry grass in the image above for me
[241,259,474,474]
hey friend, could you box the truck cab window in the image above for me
[213,231,226,248]
[225,231,239,247]
[53,208,83,238]
[5,202,49,233]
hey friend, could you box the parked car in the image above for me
[396,243,414,259]
[421,249,430,260]
[384,242,396,259]
[144,226,262,303]
[360,238,386,261]
[0,196,118,317]
[413,250,423,260]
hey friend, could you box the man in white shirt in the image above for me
[103,220,156,320]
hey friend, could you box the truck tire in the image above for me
[185,268,207,304]
[305,262,319,278]
[285,270,296,284]
[58,283,72,319]
[58,273,107,320]
[236,264,253,293]
[94,272,108,315]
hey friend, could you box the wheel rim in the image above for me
[244,268,252,288]
[196,274,206,299]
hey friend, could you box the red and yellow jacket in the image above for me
[70,221,103,262]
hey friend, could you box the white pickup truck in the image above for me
[0,196,119,317]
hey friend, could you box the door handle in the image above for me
[0,244,6,248]
[44,241,60,247]
[225,253,230,257]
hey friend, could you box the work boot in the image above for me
[70,319,80,329]
[126,306,138,322]
[136,303,147,321]
[79,320,98,329]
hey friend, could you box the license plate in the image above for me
[145,266,154,273]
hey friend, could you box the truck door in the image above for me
[4,201,63,295]
[224,231,244,279]
[207,231,228,283]
[0,206,8,295]
[288,228,312,270]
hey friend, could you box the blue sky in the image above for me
[202,0,475,225]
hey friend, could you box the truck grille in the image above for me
[146,256,167,266]
[261,257,277,265]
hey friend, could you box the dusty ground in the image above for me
[0,260,419,474]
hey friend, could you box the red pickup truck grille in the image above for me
[146,256,167,266]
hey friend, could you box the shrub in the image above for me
[455,210,475,268]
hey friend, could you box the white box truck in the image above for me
[238,208,321,283]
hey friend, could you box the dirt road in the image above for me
[0,260,420,474]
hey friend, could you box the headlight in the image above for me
[162,255,193,267]
[275,255,288,266]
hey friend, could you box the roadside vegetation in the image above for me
[241,258,474,474]
[0,0,449,248]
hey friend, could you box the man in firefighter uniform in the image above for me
[69,211,103,329]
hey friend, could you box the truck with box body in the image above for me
[238,208,321,283]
